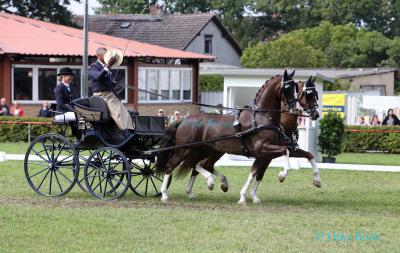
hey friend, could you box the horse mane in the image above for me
[253,75,280,104]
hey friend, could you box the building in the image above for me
[0,13,214,117]
[75,12,242,66]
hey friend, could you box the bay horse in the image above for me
[184,76,321,202]
[156,70,298,203]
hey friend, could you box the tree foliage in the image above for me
[0,0,79,26]
[95,0,153,14]
[241,22,400,68]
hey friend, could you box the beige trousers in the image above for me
[93,91,134,130]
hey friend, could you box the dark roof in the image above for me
[74,13,242,55]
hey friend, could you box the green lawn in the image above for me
[0,160,399,252]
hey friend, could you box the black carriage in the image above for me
[24,96,166,200]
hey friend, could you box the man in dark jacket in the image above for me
[89,47,134,131]
[37,101,53,117]
[54,67,79,113]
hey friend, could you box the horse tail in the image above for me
[156,120,182,173]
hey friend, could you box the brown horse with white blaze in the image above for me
[156,70,298,204]
[184,76,321,202]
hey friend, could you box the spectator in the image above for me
[158,108,165,117]
[356,116,368,126]
[0,98,10,116]
[10,102,24,117]
[382,108,399,126]
[169,110,182,124]
[370,115,381,126]
[38,101,53,118]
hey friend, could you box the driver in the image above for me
[88,47,135,135]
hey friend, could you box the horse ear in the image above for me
[308,76,312,83]
[312,76,317,83]
[289,70,296,78]
[283,69,288,79]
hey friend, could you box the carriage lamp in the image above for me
[78,118,86,130]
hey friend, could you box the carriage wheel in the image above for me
[129,158,164,197]
[76,150,95,192]
[24,133,78,197]
[84,147,130,200]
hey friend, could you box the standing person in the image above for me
[382,108,399,126]
[0,98,10,116]
[356,116,368,126]
[10,102,24,117]
[370,115,381,126]
[158,108,168,127]
[89,47,134,134]
[169,110,182,124]
[54,67,79,113]
[38,101,53,117]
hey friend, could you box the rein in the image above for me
[115,81,311,117]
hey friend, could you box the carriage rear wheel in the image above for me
[84,147,130,200]
[24,133,78,197]
[129,158,164,197]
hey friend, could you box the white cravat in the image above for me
[97,60,110,72]
[62,82,70,92]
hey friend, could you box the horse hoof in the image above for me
[207,177,214,190]
[313,180,321,188]
[278,171,286,183]
[221,184,229,193]
[238,198,247,205]
[188,193,196,199]
[253,197,261,204]
[161,196,168,203]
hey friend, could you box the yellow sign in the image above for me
[322,94,345,117]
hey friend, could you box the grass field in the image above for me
[0,160,399,252]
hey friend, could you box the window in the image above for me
[204,35,213,54]
[13,68,33,100]
[38,68,57,100]
[138,67,192,102]
[12,65,127,103]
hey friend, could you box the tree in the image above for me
[0,0,80,26]
[95,0,154,14]
[241,21,396,69]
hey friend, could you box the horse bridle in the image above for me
[298,84,319,113]
[281,79,299,111]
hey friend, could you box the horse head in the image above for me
[298,76,319,120]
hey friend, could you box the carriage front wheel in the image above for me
[24,133,78,197]
[84,147,131,200]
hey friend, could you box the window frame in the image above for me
[204,34,213,54]
[12,64,128,104]
[138,66,193,104]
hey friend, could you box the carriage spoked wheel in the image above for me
[24,133,78,197]
[84,147,131,200]
[76,150,95,192]
[129,158,164,197]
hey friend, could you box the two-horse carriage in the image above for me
[24,96,166,200]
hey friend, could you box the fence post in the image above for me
[28,123,31,142]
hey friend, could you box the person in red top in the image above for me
[10,102,24,117]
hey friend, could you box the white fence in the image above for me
[200,91,223,112]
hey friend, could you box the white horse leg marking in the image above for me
[213,169,229,192]
[310,158,321,188]
[238,173,255,205]
[186,175,197,198]
[195,164,214,190]
[278,151,291,182]
[160,173,171,203]
[250,180,262,204]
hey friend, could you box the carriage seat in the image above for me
[72,96,111,123]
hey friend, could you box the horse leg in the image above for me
[202,152,227,192]
[160,149,186,203]
[186,169,199,198]
[195,163,215,190]
[251,157,272,204]
[293,149,321,188]
[278,149,291,183]
[238,158,267,205]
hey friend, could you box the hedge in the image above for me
[0,116,54,142]
[343,125,400,153]
[200,74,224,91]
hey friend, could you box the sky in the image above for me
[68,0,101,15]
